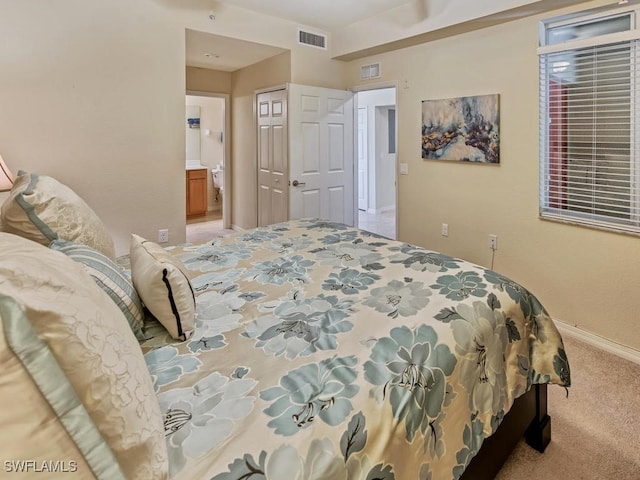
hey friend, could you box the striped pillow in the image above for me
[50,239,145,340]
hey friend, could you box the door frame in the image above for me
[357,106,368,212]
[351,82,398,239]
[186,90,231,230]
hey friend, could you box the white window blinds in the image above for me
[539,11,640,235]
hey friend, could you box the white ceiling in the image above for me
[186,0,415,72]
[218,0,415,31]
[184,0,600,72]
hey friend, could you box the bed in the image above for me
[135,218,570,479]
[0,172,571,480]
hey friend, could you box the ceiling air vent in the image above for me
[298,28,327,49]
[360,63,381,80]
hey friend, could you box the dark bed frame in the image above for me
[461,384,551,480]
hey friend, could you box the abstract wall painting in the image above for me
[421,94,500,164]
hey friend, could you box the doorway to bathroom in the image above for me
[185,92,232,242]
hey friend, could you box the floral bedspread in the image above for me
[135,219,570,480]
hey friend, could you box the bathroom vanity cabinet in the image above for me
[186,168,207,218]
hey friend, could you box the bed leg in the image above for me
[524,384,551,453]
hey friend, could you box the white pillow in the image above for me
[130,234,195,341]
[0,233,168,479]
[0,171,116,259]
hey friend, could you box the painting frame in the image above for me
[421,94,500,164]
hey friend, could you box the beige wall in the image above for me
[0,0,187,255]
[186,66,231,94]
[345,2,640,350]
[290,45,347,90]
[230,51,291,230]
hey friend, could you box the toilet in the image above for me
[212,167,223,201]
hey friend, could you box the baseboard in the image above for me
[554,319,640,366]
[231,224,244,232]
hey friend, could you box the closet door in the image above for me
[257,89,288,227]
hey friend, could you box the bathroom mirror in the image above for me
[185,105,201,163]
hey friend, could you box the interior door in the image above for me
[288,84,354,226]
[357,106,368,211]
[257,89,288,227]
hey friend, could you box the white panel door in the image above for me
[288,84,354,226]
[357,107,368,211]
[257,89,288,227]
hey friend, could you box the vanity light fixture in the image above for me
[0,154,15,192]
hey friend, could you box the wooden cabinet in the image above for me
[186,168,207,218]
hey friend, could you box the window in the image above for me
[539,5,640,234]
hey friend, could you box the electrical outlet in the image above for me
[489,234,498,250]
[442,223,449,237]
[158,229,169,243]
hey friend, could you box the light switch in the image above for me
[400,163,409,175]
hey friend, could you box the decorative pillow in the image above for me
[130,234,195,341]
[50,239,145,341]
[0,171,116,259]
[0,233,168,479]
[0,294,125,479]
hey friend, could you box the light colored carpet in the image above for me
[496,334,640,479]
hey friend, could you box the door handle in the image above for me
[292,180,306,187]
